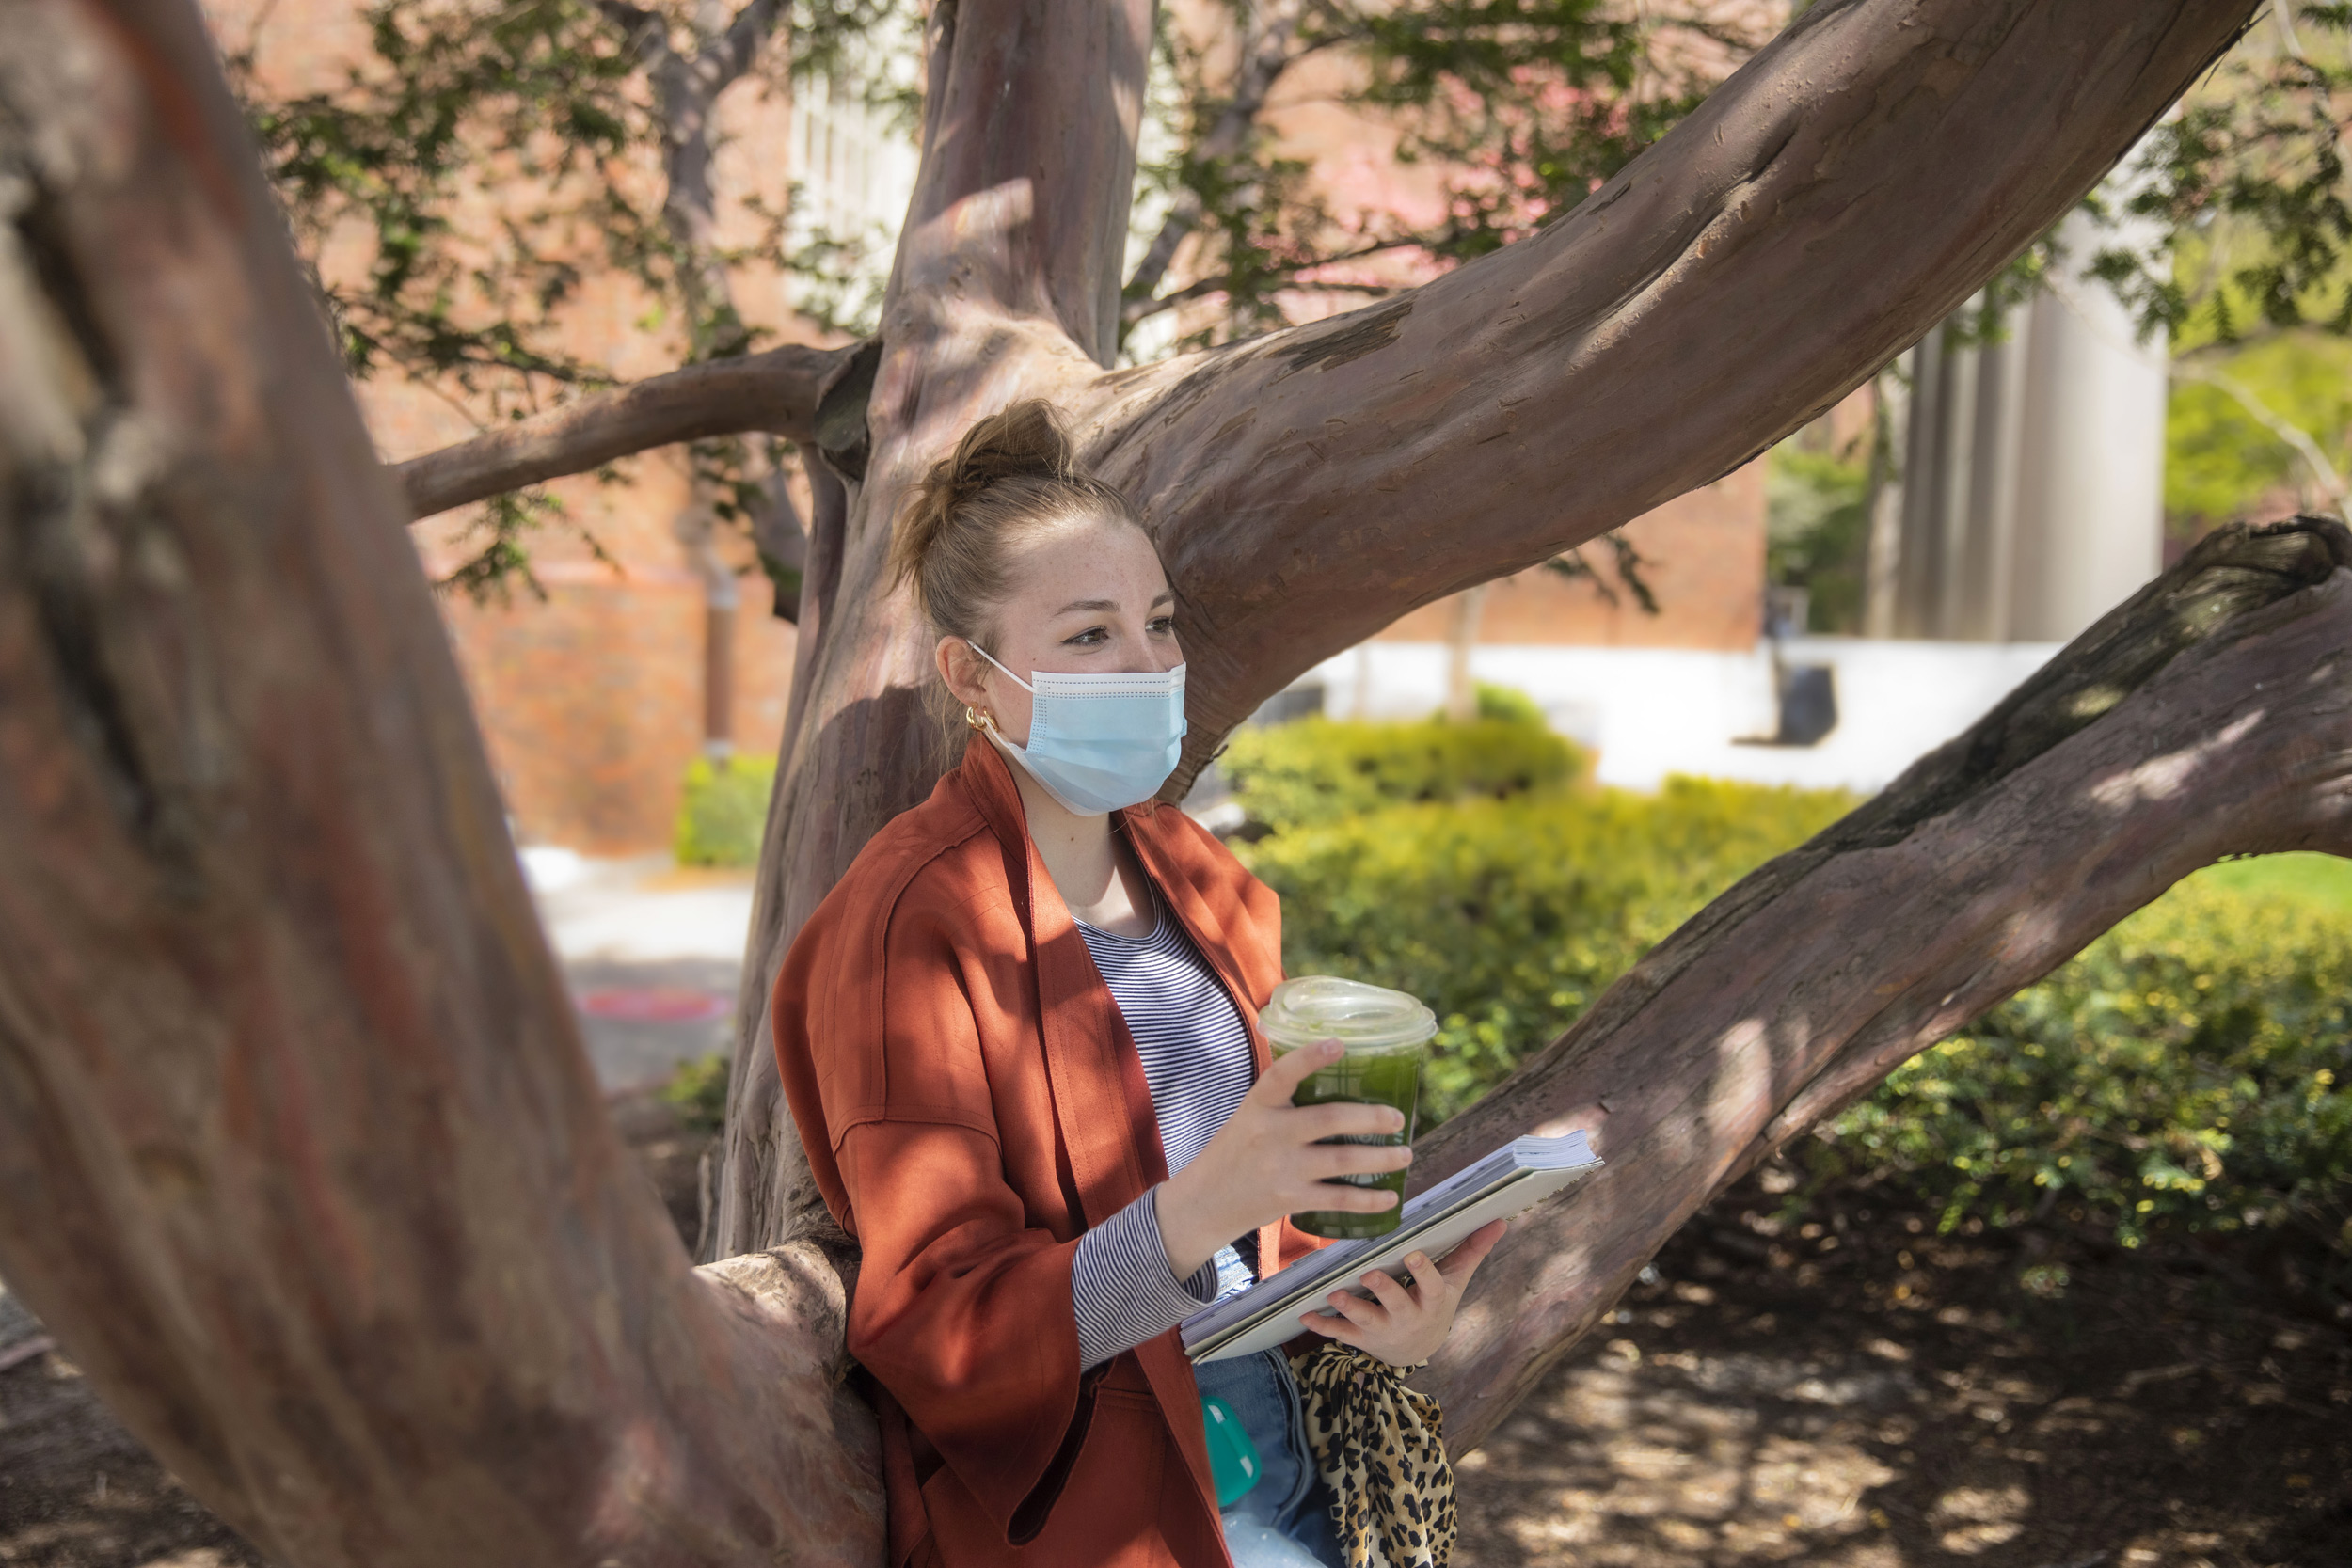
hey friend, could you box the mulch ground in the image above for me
[5,1096,2345,1568]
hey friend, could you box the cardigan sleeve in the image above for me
[808,895,1096,1542]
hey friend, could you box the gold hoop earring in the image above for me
[964,705,993,733]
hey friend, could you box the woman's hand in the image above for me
[1156,1038,1412,1278]
[1301,1220,1508,1368]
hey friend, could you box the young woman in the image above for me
[771,402,1504,1568]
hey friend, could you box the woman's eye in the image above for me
[1149,617,1176,636]
[1065,626,1108,646]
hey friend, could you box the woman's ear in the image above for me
[937,636,991,717]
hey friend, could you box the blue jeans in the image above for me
[1193,1350,1343,1568]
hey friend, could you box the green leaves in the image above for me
[675,754,778,867]
[1220,712,1584,835]
[233,0,655,400]
[1231,719,2350,1259]
[1820,870,2352,1257]
[1233,761,1852,1124]
[1126,0,1769,354]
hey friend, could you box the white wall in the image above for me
[1306,638,2064,794]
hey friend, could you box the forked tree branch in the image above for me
[1074,0,2263,783]
[10,5,2343,1567]
[393,341,849,519]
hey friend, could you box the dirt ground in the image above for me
[5,1096,2346,1568]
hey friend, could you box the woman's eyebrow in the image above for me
[1054,591,1176,613]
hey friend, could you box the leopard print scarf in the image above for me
[1288,1343,1458,1568]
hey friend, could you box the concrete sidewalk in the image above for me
[524,849,755,1094]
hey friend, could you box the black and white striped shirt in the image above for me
[1070,895,1259,1370]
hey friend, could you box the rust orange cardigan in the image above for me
[772,740,1327,1568]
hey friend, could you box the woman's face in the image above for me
[937,515,1180,748]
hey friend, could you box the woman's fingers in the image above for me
[1359,1268,1415,1314]
[1301,1306,1361,1342]
[1435,1220,1509,1288]
[1257,1038,1343,1101]
[1325,1287,1389,1329]
[1394,1252,1438,1309]
[1304,1142,1411,1181]
[1292,1100,1408,1143]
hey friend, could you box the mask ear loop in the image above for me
[962,639,1031,737]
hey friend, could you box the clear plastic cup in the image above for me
[1259,976,1437,1239]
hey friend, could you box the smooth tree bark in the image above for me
[8,0,2342,1565]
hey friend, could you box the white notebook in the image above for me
[1180,1131,1601,1364]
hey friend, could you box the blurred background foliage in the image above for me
[675,754,777,867]
[1229,704,2352,1278]
[231,1,2352,602]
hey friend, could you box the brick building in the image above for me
[204,0,863,854]
[209,0,1778,850]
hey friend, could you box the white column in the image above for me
[2007,209,2169,642]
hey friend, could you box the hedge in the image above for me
[1236,775,1857,1123]
[1812,874,2352,1254]
[675,755,776,868]
[1220,707,1583,834]
[1233,715,2351,1260]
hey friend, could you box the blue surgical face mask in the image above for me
[967,641,1188,816]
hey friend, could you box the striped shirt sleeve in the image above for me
[1073,1187,1221,1370]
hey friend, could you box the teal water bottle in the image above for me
[1200,1396,1262,1507]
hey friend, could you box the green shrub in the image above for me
[1230,704,2351,1260]
[1221,715,1583,834]
[2193,849,2352,916]
[1237,776,1857,1123]
[675,755,776,867]
[1813,874,2352,1253]
[1766,443,1871,633]
[662,1051,731,1135]
[1473,681,1547,726]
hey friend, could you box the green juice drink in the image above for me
[1260,976,1437,1240]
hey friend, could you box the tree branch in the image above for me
[886,0,1158,366]
[1412,517,2352,1449]
[392,342,850,518]
[1121,0,1311,309]
[594,0,669,65]
[706,0,783,92]
[1078,0,2263,783]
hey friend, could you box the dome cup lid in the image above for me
[1260,975,1438,1054]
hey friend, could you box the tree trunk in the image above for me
[713,0,2262,1256]
[1443,584,1487,722]
[0,4,882,1563]
[705,0,1160,1259]
[8,1,2336,1565]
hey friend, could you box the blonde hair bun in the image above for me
[889,399,1149,644]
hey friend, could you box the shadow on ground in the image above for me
[4,1128,2345,1568]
